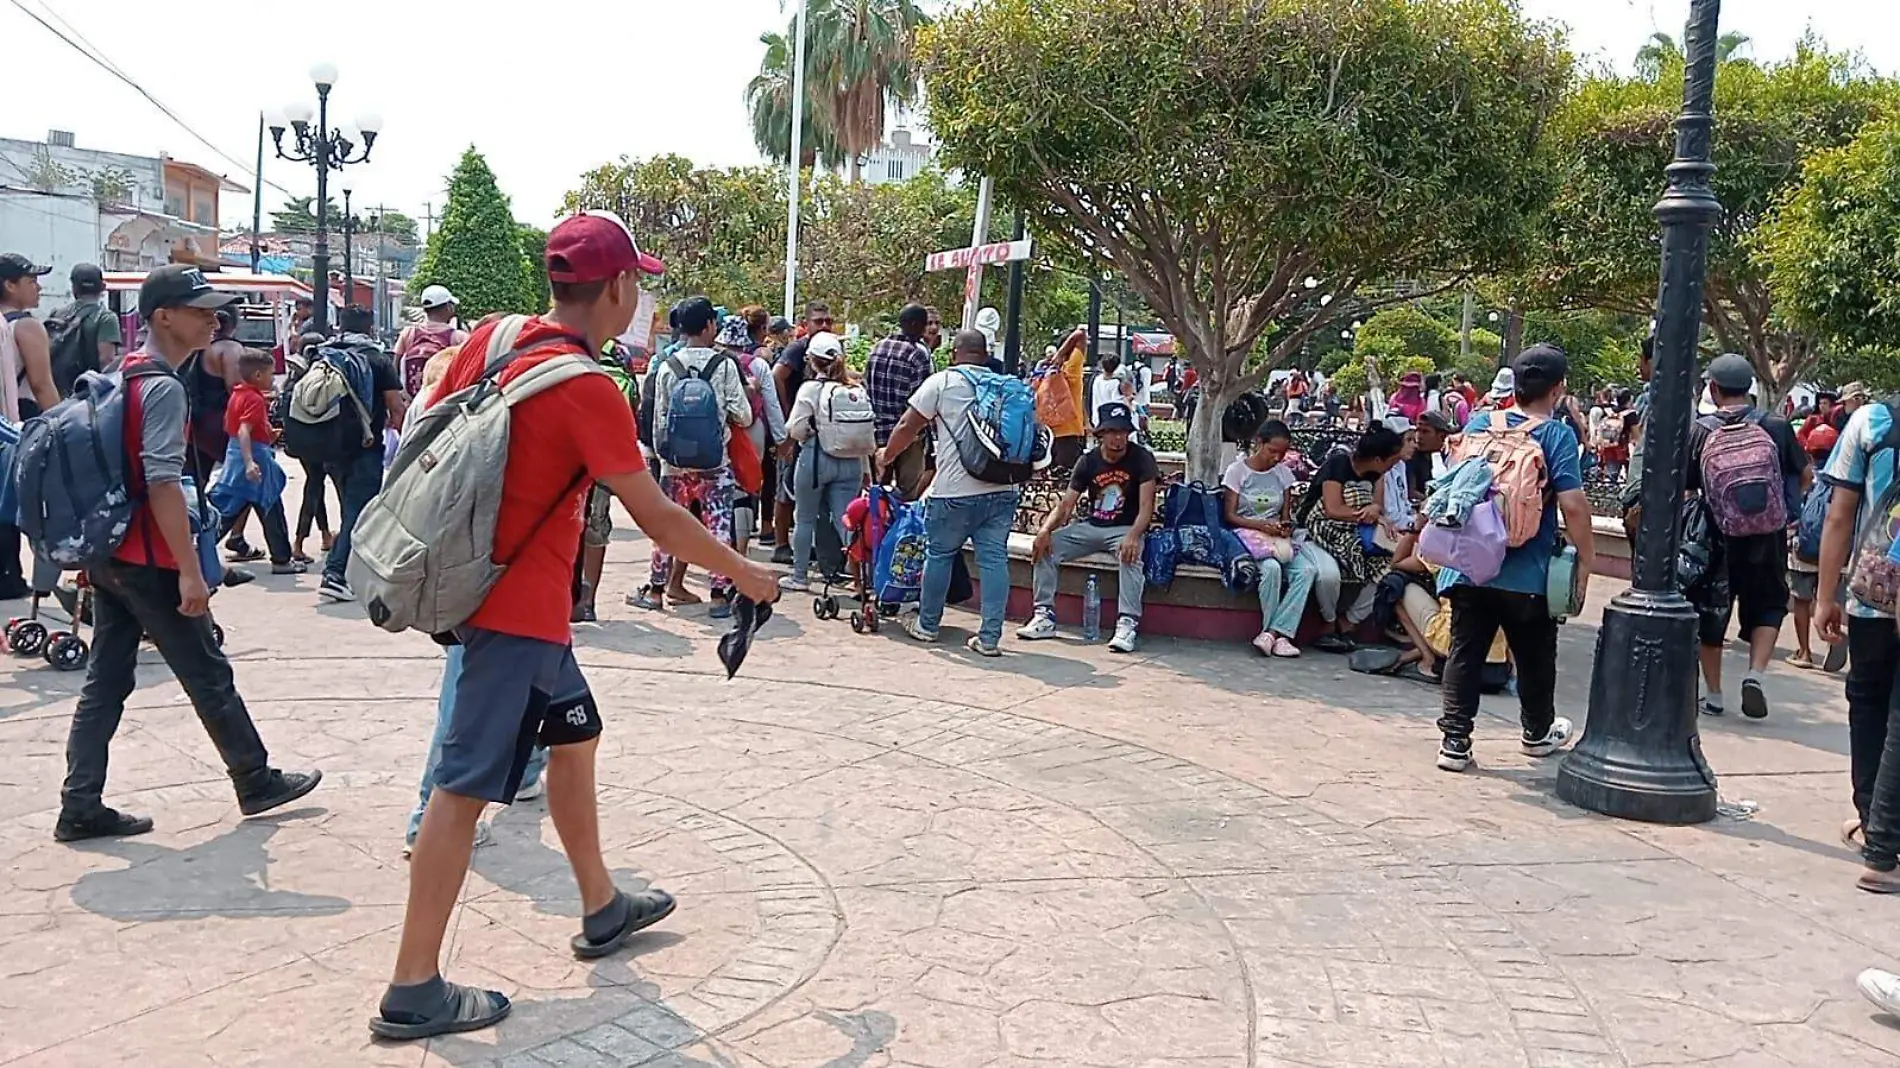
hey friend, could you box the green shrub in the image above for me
[1354,307,1458,367]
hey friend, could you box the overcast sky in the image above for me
[0,0,1895,233]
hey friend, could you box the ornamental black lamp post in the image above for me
[1557,0,1724,825]
[266,63,380,337]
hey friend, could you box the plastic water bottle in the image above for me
[1082,574,1102,642]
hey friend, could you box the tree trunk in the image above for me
[849,155,862,184]
[1186,374,1235,485]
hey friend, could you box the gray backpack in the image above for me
[348,315,601,635]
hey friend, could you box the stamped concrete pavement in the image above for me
[0,510,1895,1067]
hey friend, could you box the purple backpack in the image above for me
[1418,493,1508,585]
[1698,413,1786,538]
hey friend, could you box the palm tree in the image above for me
[745,27,845,169]
[1635,29,1752,78]
[745,0,928,181]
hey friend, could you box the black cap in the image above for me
[69,262,105,294]
[1511,343,1568,396]
[137,264,239,320]
[1705,352,1754,393]
[1095,401,1137,433]
[673,296,718,336]
[768,315,792,334]
[0,252,52,284]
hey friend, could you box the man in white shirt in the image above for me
[632,296,754,618]
[877,329,1022,657]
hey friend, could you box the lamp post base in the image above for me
[1556,587,1718,825]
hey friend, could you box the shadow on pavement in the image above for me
[68,818,352,922]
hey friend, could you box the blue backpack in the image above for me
[948,366,1043,484]
[14,363,167,568]
[657,353,730,470]
[1795,479,1829,563]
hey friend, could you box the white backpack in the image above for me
[347,315,601,634]
[814,381,877,459]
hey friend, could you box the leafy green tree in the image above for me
[1634,30,1751,79]
[518,224,551,313]
[1354,307,1458,367]
[412,147,537,318]
[270,195,340,234]
[1516,43,1899,407]
[746,0,927,180]
[921,0,1568,479]
[747,26,847,169]
[1757,111,1900,353]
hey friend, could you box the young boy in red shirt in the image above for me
[209,348,301,572]
[372,212,779,1040]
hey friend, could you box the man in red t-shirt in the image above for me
[372,213,778,1041]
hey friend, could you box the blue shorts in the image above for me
[432,628,602,803]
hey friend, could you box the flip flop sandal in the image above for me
[572,889,678,960]
[367,982,510,1041]
[1393,663,1442,686]
[666,589,703,606]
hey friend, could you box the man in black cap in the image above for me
[56,264,321,843]
[1434,344,1595,774]
[46,263,122,386]
[1687,352,1810,720]
[0,252,59,417]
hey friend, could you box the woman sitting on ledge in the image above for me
[1222,419,1322,659]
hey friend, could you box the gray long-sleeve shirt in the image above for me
[131,366,188,487]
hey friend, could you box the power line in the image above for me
[5,0,295,198]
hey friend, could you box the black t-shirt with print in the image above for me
[1297,449,1369,524]
[1069,442,1159,528]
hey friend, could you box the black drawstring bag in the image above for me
[717,596,775,679]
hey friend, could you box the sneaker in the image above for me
[1699,697,1725,717]
[54,806,154,842]
[1521,717,1575,758]
[402,819,492,860]
[1739,675,1769,720]
[237,769,323,816]
[627,587,665,611]
[771,545,794,565]
[1271,636,1301,658]
[515,777,546,802]
[965,635,1002,658]
[1108,617,1139,654]
[1857,968,1900,1016]
[1017,609,1058,640]
[270,560,309,575]
[904,615,939,643]
[1858,867,1900,894]
[779,575,811,593]
[1251,632,1277,657]
[316,577,354,603]
[1437,737,1473,773]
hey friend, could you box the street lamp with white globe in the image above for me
[268,63,381,336]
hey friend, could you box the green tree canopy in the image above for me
[1516,42,1900,404]
[1353,307,1458,367]
[517,224,551,313]
[412,148,537,318]
[920,0,1569,478]
[1757,111,1900,353]
[747,0,928,180]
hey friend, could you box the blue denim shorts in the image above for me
[432,628,601,803]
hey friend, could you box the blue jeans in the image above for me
[1257,544,1323,639]
[919,490,1019,646]
[794,477,859,581]
[406,644,547,844]
[323,447,385,584]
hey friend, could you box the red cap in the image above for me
[545,211,665,283]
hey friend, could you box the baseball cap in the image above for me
[673,296,718,336]
[69,262,105,294]
[1511,344,1568,395]
[1095,401,1137,433]
[1704,353,1754,393]
[1382,414,1414,434]
[137,264,238,320]
[418,284,457,309]
[0,253,52,283]
[1417,410,1454,433]
[807,331,845,362]
[1488,367,1516,399]
[768,316,792,334]
[545,210,665,283]
[1806,422,1839,457]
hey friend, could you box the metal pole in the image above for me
[1086,275,1102,369]
[782,0,809,317]
[1460,287,1474,360]
[1557,0,1724,825]
[1002,208,1027,376]
[251,112,264,274]
[961,176,994,331]
[374,207,387,334]
[342,188,354,310]
[311,86,332,337]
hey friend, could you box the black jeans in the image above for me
[62,560,271,816]
[1437,585,1559,743]
[295,456,330,542]
[1846,616,1900,870]
[219,501,293,565]
[322,448,384,583]
[0,522,26,595]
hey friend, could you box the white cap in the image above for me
[1489,367,1515,398]
[1383,414,1414,434]
[807,330,845,361]
[419,284,457,309]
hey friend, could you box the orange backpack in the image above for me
[1449,412,1550,547]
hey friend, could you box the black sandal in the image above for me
[571,888,677,959]
[368,981,511,1041]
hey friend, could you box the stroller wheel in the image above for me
[812,596,827,620]
[865,607,881,633]
[45,634,87,671]
[10,620,47,656]
[849,611,867,634]
[4,617,23,640]
[821,594,840,619]
[211,622,226,648]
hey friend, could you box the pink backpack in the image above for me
[1448,413,1549,548]
[1698,412,1786,537]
